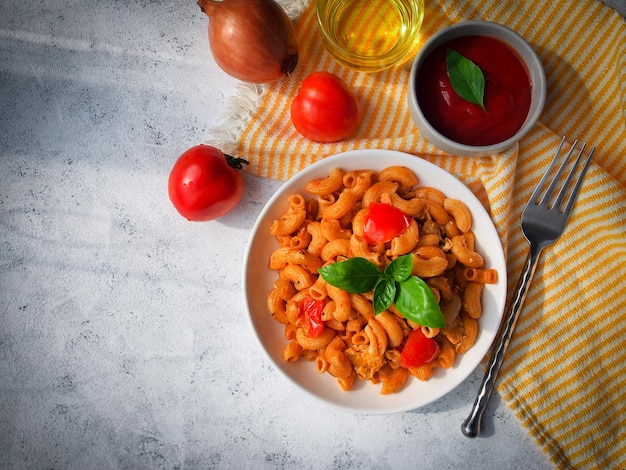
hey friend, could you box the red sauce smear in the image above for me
[416,35,532,146]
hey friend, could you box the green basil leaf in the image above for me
[374,278,396,315]
[318,257,382,293]
[446,48,486,110]
[395,276,445,328]
[384,254,413,283]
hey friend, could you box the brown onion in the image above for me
[198,0,298,83]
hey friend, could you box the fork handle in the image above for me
[461,245,542,438]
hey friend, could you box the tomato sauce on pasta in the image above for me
[266,166,498,394]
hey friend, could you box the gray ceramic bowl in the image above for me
[408,21,546,157]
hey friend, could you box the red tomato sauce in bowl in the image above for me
[416,35,532,146]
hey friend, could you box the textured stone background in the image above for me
[1,0,622,468]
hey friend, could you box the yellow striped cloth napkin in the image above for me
[212,0,626,468]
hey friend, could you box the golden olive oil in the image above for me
[318,0,424,72]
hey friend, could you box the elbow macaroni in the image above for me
[266,167,498,394]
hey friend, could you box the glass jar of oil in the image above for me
[316,0,424,72]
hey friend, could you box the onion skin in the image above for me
[198,0,298,83]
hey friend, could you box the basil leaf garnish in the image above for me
[384,254,413,283]
[318,255,445,328]
[395,276,446,328]
[318,257,381,293]
[446,48,486,110]
[374,278,396,315]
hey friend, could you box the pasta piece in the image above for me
[463,267,499,284]
[305,168,345,195]
[409,362,435,381]
[416,233,440,247]
[283,341,304,362]
[325,336,352,378]
[411,252,448,278]
[350,208,368,238]
[270,209,306,236]
[336,370,356,391]
[289,226,312,250]
[378,165,419,191]
[346,171,373,199]
[270,195,307,236]
[325,319,345,332]
[320,238,351,262]
[320,190,357,220]
[443,219,461,239]
[428,276,453,300]
[267,288,288,323]
[379,364,409,395]
[456,313,478,354]
[365,318,388,357]
[269,247,323,270]
[414,186,446,206]
[462,282,484,319]
[444,198,473,233]
[308,276,328,301]
[321,218,351,241]
[382,192,427,217]
[450,234,484,268]
[306,221,327,256]
[375,311,405,348]
[426,201,451,225]
[315,352,330,373]
[295,327,336,350]
[436,337,456,369]
[421,326,439,339]
[362,180,398,207]
[284,323,297,341]
[327,284,352,322]
[389,218,419,256]
[279,264,314,290]
[305,197,319,221]
[346,316,367,334]
[350,234,384,266]
[349,293,375,320]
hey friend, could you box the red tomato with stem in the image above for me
[363,203,412,244]
[290,71,360,143]
[168,144,248,221]
[298,295,325,338]
[400,329,440,368]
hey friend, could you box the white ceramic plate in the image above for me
[242,150,507,414]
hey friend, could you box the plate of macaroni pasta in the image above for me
[243,150,506,414]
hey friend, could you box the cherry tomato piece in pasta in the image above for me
[400,329,440,368]
[363,203,412,245]
[299,295,325,338]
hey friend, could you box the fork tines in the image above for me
[531,136,596,213]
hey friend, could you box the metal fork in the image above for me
[461,136,595,438]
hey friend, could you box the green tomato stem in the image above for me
[225,154,249,170]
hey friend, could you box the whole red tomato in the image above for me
[290,71,360,143]
[168,144,248,221]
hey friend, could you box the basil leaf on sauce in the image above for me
[446,48,486,110]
